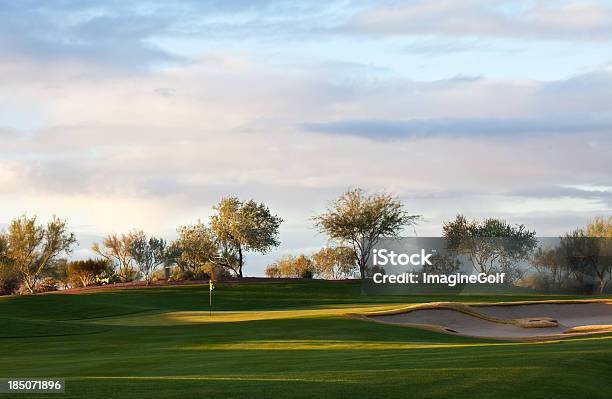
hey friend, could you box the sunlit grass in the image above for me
[90,304,404,326]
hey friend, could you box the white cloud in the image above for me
[2,13,612,274]
[347,0,612,41]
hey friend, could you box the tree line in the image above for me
[1,188,611,294]
[0,196,283,294]
[0,188,420,294]
[431,215,612,294]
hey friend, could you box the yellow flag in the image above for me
[209,280,215,292]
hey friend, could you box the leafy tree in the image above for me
[210,197,283,277]
[171,222,219,275]
[5,215,76,294]
[128,231,169,285]
[313,188,420,279]
[67,258,109,287]
[311,246,357,280]
[92,234,137,282]
[443,214,537,281]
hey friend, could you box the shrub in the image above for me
[169,262,231,281]
[311,246,357,280]
[67,259,111,288]
[266,254,316,278]
[19,277,59,294]
[300,269,314,279]
[0,266,20,296]
[36,277,59,293]
[265,265,281,278]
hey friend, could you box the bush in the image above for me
[67,259,111,288]
[202,262,231,280]
[169,262,231,281]
[0,266,20,296]
[266,254,316,278]
[300,269,314,279]
[36,277,59,293]
[19,277,59,294]
[311,246,357,280]
[265,265,281,278]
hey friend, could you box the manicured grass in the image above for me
[1,281,611,398]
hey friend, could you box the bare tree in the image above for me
[128,231,168,285]
[92,234,136,282]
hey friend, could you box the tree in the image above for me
[530,223,612,294]
[171,222,219,275]
[92,234,137,282]
[5,215,76,294]
[532,245,575,290]
[67,258,109,287]
[128,231,169,285]
[209,197,283,277]
[584,217,612,293]
[443,214,537,282]
[0,234,7,263]
[313,188,420,279]
[311,246,357,280]
[0,234,20,295]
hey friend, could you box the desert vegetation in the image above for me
[0,196,282,294]
[1,191,611,295]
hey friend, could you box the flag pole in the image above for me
[209,279,214,317]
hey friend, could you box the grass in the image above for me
[0,281,611,398]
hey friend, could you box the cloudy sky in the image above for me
[2,0,612,275]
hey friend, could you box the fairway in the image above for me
[1,281,612,399]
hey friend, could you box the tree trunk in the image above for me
[237,245,243,278]
[599,279,609,294]
[358,255,366,280]
[24,277,35,294]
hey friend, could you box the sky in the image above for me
[2,0,612,275]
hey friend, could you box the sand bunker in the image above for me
[363,300,612,341]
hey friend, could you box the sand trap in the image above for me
[364,301,612,341]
